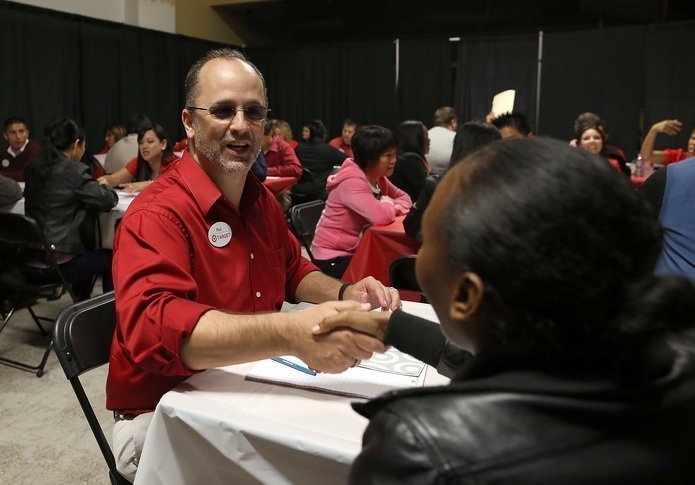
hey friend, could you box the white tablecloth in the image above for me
[134,301,447,485]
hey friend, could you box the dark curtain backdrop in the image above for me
[455,34,539,128]
[249,37,452,138]
[643,21,695,151]
[0,1,228,155]
[1,0,694,160]
[540,25,646,158]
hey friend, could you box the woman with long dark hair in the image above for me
[388,119,430,202]
[98,123,177,192]
[24,118,118,300]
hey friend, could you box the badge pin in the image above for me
[208,222,232,248]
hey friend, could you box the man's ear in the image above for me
[182,109,195,139]
[450,272,484,321]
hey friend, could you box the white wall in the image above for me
[7,0,176,33]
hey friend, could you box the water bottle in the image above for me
[633,154,643,177]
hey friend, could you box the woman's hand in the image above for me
[119,181,151,193]
[380,195,395,205]
[97,175,109,186]
[652,119,682,136]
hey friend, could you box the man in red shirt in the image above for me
[329,118,358,158]
[108,49,397,482]
[1,116,40,181]
[261,119,302,178]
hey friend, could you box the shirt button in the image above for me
[256,291,261,298]
[250,253,255,260]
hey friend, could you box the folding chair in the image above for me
[53,292,131,485]
[389,254,428,302]
[0,212,77,376]
[289,200,326,263]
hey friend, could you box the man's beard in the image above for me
[193,119,258,174]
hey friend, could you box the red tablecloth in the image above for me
[264,176,297,195]
[342,216,420,286]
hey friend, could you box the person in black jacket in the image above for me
[404,120,500,241]
[317,138,695,483]
[388,120,430,203]
[292,119,347,203]
[24,118,118,300]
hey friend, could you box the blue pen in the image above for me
[272,357,317,376]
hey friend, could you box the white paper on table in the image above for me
[245,355,426,399]
[491,89,516,117]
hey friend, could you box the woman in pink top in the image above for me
[311,125,412,278]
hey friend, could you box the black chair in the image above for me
[289,200,326,263]
[0,212,77,376]
[389,254,427,302]
[53,292,131,485]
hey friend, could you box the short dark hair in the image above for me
[343,118,358,128]
[351,125,396,170]
[433,107,457,126]
[437,137,695,364]
[3,116,28,132]
[395,120,427,157]
[449,121,501,167]
[184,48,267,107]
[308,120,327,141]
[126,113,152,135]
[263,119,273,135]
[492,111,531,136]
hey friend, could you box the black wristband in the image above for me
[338,282,352,301]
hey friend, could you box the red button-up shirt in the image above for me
[106,151,317,412]
[264,136,302,178]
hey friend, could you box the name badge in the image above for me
[1,159,9,168]
[208,221,232,248]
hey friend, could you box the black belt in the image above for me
[113,411,138,422]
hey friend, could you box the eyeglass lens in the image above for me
[209,104,268,122]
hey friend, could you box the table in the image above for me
[342,215,420,286]
[134,301,447,485]
[264,176,298,195]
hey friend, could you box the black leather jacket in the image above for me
[25,155,117,254]
[351,329,695,484]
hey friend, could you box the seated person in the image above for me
[23,118,118,301]
[108,48,396,482]
[329,118,358,158]
[311,125,412,278]
[490,111,533,139]
[639,156,695,282]
[640,118,695,165]
[272,119,299,149]
[319,137,695,482]
[104,113,151,174]
[404,121,500,241]
[572,112,626,165]
[98,123,178,192]
[575,120,629,176]
[0,174,22,206]
[293,120,347,202]
[1,116,40,182]
[98,123,126,154]
[388,120,430,203]
[261,119,302,178]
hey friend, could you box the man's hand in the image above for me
[343,276,401,311]
[313,310,391,341]
[288,300,387,373]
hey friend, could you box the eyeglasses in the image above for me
[187,104,270,123]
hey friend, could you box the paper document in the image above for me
[246,354,426,399]
[491,89,516,117]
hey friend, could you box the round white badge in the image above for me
[208,222,232,248]
[1,159,9,168]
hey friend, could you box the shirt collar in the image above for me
[7,139,29,157]
[176,149,262,216]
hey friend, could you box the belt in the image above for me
[113,411,138,422]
